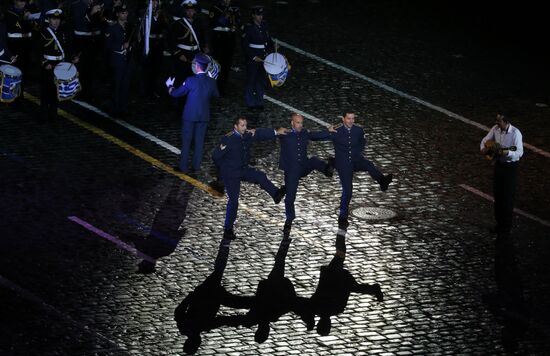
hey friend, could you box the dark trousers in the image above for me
[284,157,328,221]
[244,60,265,108]
[179,120,208,172]
[172,50,196,86]
[337,158,383,219]
[493,161,518,231]
[73,34,102,98]
[140,42,163,97]
[110,55,132,114]
[211,32,235,95]
[223,168,277,230]
[7,38,32,100]
[40,64,59,119]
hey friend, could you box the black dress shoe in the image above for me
[273,185,286,204]
[172,165,187,173]
[380,173,393,191]
[489,225,511,234]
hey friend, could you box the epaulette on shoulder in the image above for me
[333,123,343,129]
[225,131,234,137]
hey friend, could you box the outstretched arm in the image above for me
[212,137,229,162]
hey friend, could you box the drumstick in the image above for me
[69,52,82,71]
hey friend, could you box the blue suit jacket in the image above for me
[212,128,276,178]
[278,129,330,172]
[170,73,220,122]
[329,124,367,170]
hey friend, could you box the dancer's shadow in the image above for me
[482,231,528,353]
[304,231,384,336]
[238,233,311,343]
[174,238,253,354]
[131,181,194,273]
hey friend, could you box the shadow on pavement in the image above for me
[129,180,195,273]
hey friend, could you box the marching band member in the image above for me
[208,0,240,96]
[241,5,274,110]
[105,3,131,117]
[165,53,219,174]
[5,0,33,103]
[39,9,77,120]
[71,0,104,99]
[168,0,202,86]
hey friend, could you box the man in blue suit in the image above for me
[212,116,288,240]
[166,53,220,173]
[329,111,393,228]
[278,113,335,233]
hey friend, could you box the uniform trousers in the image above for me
[223,167,277,229]
[283,157,328,222]
[493,161,518,231]
[337,158,383,219]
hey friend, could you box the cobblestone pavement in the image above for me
[1,1,549,355]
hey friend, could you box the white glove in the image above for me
[165,77,175,88]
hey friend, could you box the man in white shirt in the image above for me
[480,112,524,233]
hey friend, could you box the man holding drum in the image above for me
[39,9,79,120]
[241,5,275,110]
[5,0,34,104]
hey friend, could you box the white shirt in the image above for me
[480,123,523,162]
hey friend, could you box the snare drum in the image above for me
[0,64,22,103]
[54,62,81,101]
[263,52,290,87]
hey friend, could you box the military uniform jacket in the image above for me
[5,7,35,39]
[0,24,12,62]
[71,0,102,35]
[329,124,367,169]
[241,20,273,61]
[209,2,240,33]
[0,43,13,64]
[105,22,128,58]
[169,16,200,58]
[278,129,330,171]
[212,128,276,178]
[40,25,69,66]
[169,73,219,122]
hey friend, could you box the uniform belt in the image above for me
[248,43,265,49]
[43,54,64,61]
[177,44,198,51]
[74,30,102,36]
[7,32,32,38]
[213,26,231,32]
[149,33,164,39]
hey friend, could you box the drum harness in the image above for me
[177,17,200,52]
[44,27,65,62]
